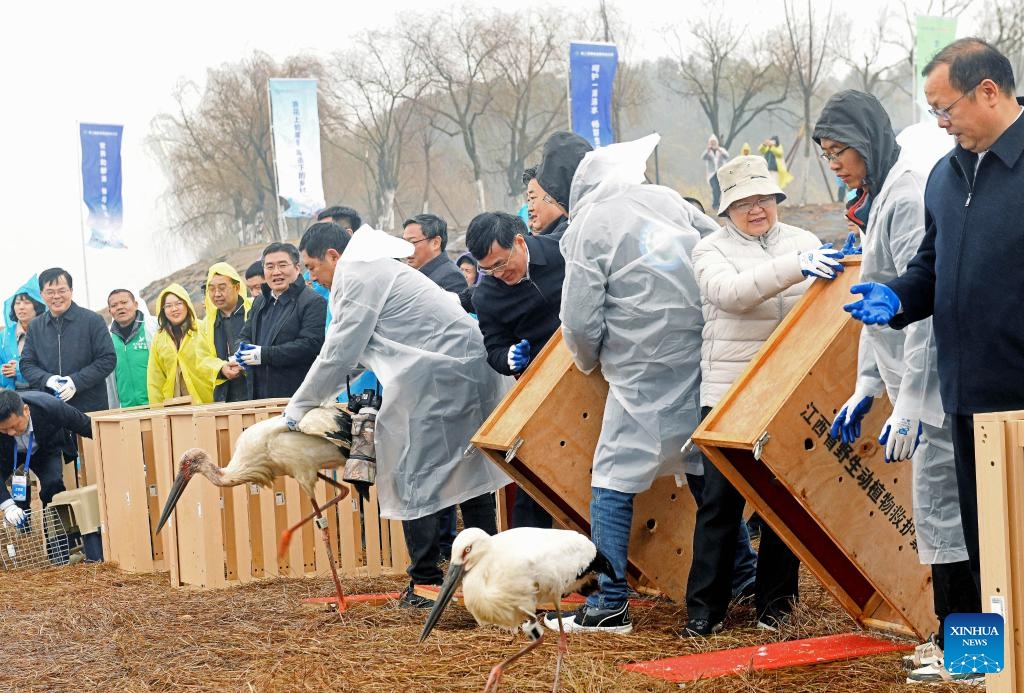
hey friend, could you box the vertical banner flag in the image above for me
[79,123,125,249]
[915,16,957,121]
[569,42,618,148]
[268,78,326,218]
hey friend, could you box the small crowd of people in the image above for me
[1,36,1018,688]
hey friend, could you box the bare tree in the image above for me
[662,13,791,151]
[779,0,839,203]
[487,8,568,208]
[322,31,429,232]
[402,7,503,213]
[148,52,326,252]
[981,0,1024,78]
[837,10,905,100]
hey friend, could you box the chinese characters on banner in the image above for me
[568,42,618,148]
[268,78,326,218]
[79,123,125,249]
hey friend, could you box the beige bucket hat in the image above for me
[716,154,786,216]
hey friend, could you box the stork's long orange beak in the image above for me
[155,469,192,534]
[419,562,464,643]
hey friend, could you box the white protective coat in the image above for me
[692,221,820,407]
[559,134,706,494]
[853,139,967,565]
[285,229,511,520]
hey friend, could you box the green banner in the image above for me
[915,16,957,76]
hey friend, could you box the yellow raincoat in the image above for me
[759,140,794,189]
[148,283,222,405]
[201,262,252,357]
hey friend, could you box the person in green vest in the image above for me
[105,289,157,408]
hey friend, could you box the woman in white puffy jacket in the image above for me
[683,155,844,636]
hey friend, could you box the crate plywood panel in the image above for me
[473,331,697,602]
[975,411,1024,693]
[693,259,933,639]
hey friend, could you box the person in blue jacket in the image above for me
[0,276,46,391]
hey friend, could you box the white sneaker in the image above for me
[903,637,942,671]
[906,660,986,686]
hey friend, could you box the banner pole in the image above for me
[267,81,287,242]
[74,122,92,307]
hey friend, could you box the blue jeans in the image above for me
[686,472,757,597]
[588,486,634,609]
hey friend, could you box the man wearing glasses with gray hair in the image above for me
[21,267,116,413]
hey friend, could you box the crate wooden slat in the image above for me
[974,410,1024,692]
[692,258,933,639]
[472,331,697,603]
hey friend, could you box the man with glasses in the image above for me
[203,263,252,403]
[20,267,116,414]
[844,38,1024,656]
[402,214,465,293]
[237,243,327,399]
[465,211,566,529]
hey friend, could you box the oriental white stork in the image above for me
[155,405,353,609]
[420,526,615,692]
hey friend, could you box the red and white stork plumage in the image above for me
[155,405,353,609]
[420,526,615,692]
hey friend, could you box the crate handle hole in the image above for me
[559,440,566,447]
[645,518,656,531]
[582,412,589,420]
[803,438,814,451]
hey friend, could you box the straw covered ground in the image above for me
[0,560,976,692]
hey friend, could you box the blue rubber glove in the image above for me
[507,339,531,373]
[879,414,923,463]
[830,388,875,444]
[841,231,862,255]
[844,282,900,324]
[798,243,844,279]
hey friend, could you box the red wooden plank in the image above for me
[622,633,913,682]
[301,592,401,608]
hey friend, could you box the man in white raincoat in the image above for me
[814,91,973,682]
[284,225,511,607]
[543,134,711,634]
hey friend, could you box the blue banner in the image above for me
[79,123,125,249]
[569,42,618,148]
[269,78,326,218]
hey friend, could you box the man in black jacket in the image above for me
[402,214,465,292]
[20,268,116,414]
[0,390,92,528]
[238,243,327,399]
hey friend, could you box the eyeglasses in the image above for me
[479,237,519,276]
[42,288,70,298]
[542,194,557,206]
[731,196,777,214]
[928,84,979,120]
[405,237,429,245]
[163,300,186,310]
[263,261,296,272]
[820,146,851,163]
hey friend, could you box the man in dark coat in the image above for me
[0,390,92,529]
[845,38,1024,612]
[20,268,116,414]
[402,214,465,292]
[237,243,327,399]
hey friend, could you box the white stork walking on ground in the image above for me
[419,526,616,692]
[155,405,353,609]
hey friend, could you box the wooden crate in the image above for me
[472,331,697,602]
[153,401,410,589]
[692,258,933,638]
[974,410,1024,692]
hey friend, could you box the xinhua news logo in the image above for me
[944,613,1004,675]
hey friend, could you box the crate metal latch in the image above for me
[505,437,525,464]
[753,431,770,461]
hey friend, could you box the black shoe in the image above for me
[397,583,436,609]
[543,603,633,634]
[756,609,792,631]
[681,618,724,637]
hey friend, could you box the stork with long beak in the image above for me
[155,406,353,609]
[420,526,616,692]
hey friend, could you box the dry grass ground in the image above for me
[0,560,976,692]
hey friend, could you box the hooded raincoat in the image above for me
[148,284,222,405]
[559,134,709,493]
[202,262,253,402]
[0,276,45,390]
[813,90,965,565]
[284,228,511,520]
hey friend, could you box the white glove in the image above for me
[1,499,26,528]
[878,413,923,463]
[798,247,844,279]
[46,375,63,392]
[56,377,76,402]
[239,344,262,366]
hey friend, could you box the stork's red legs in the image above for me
[278,473,350,558]
[482,628,546,693]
